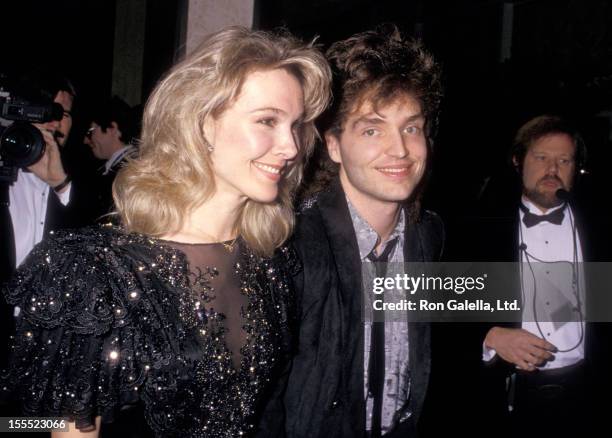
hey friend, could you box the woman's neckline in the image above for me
[158,238,236,247]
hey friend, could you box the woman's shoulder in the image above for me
[31,224,133,262]
[23,224,185,273]
[4,225,185,333]
[43,224,158,252]
[1,225,180,432]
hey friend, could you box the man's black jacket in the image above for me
[258,180,444,438]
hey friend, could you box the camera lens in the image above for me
[0,122,46,168]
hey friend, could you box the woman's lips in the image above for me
[253,161,283,181]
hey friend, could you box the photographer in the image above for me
[1,70,75,281]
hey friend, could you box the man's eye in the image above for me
[363,129,378,137]
[404,126,421,135]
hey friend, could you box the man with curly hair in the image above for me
[257,26,444,438]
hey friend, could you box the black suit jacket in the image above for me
[258,180,444,438]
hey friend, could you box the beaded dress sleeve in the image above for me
[1,226,298,437]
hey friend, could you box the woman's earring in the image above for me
[205,140,214,153]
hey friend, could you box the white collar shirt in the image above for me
[517,198,585,369]
[8,170,71,268]
[103,145,135,175]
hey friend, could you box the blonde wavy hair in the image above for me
[113,26,331,257]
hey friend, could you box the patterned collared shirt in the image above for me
[346,198,412,434]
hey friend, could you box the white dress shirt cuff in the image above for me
[482,341,497,362]
[56,182,72,206]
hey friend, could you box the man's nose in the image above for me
[45,119,61,132]
[386,131,408,158]
[546,158,560,174]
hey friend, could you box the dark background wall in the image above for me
[1,0,115,126]
[1,0,611,218]
[1,0,182,176]
[256,0,612,222]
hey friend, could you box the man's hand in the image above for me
[484,326,556,371]
[28,126,67,189]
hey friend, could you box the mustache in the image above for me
[538,174,562,184]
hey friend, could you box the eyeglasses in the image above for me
[85,126,97,138]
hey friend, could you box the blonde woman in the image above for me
[1,27,330,437]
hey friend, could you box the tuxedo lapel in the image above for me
[565,203,596,359]
[568,203,590,261]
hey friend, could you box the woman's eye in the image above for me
[258,118,276,127]
[291,122,302,134]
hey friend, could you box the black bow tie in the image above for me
[519,203,566,228]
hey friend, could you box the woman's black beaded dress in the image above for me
[1,225,297,437]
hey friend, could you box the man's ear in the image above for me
[110,121,122,140]
[512,155,520,171]
[325,131,342,164]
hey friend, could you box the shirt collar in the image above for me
[346,196,405,260]
[104,145,135,174]
[520,196,566,216]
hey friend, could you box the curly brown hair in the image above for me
[301,25,443,205]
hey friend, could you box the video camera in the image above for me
[1,87,64,184]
